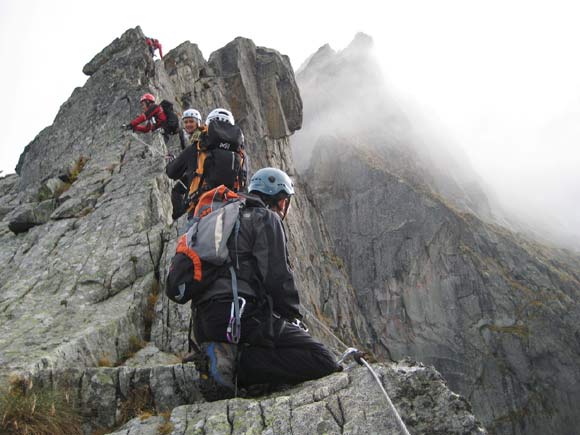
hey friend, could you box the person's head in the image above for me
[248,168,295,220]
[140,93,155,111]
[182,109,202,133]
[206,108,235,126]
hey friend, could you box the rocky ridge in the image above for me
[105,361,485,435]
[297,36,580,435]
[0,27,482,434]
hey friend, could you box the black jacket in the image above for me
[199,194,302,321]
[165,144,197,187]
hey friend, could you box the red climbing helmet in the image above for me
[140,93,155,103]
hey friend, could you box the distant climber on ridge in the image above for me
[145,37,163,58]
[165,108,204,220]
[123,93,179,143]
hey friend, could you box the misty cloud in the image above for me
[292,34,580,250]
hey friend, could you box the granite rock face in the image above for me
[297,36,580,435]
[1,30,169,383]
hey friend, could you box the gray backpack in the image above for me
[166,186,243,305]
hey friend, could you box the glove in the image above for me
[290,318,309,332]
[122,124,133,131]
[164,153,175,162]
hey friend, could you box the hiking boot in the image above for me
[193,342,237,401]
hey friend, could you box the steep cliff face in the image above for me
[0,26,485,434]
[1,28,170,381]
[298,36,580,435]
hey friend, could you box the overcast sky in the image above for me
[1,0,579,242]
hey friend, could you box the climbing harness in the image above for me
[302,306,411,435]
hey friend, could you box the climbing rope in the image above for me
[129,132,166,157]
[129,130,188,196]
[359,356,411,435]
[301,306,350,354]
[302,306,411,435]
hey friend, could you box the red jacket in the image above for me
[130,104,167,133]
[146,38,163,58]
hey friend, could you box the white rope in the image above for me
[301,306,350,354]
[360,357,411,435]
[129,132,166,157]
[302,305,411,435]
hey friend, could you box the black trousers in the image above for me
[171,181,188,220]
[194,300,339,387]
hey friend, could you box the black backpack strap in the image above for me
[188,304,201,353]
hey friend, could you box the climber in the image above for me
[190,168,341,401]
[178,108,203,150]
[123,93,179,143]
[166,109,204,220]
[186,108,247,212]
[146,37,163,58]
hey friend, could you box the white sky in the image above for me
[1,0,579,241]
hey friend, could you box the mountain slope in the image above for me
[297,35,580,435]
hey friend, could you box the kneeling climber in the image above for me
[190,168,341,400]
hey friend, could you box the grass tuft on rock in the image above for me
[0,377,82,435]
[119,386,155,424]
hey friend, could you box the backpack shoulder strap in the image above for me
[187,128,212,212]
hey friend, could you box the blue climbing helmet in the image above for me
[249,168,294,197]
[249,168,294,219]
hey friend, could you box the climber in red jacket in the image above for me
[146,37,163,58]
[126,93,167,133]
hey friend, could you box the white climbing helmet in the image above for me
[206,108,235,125]
[182,108,202,124]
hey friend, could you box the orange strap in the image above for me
[193,185,239,218]
[189,150,207,196]
[187,127,210,210]
[176,234,202,281]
